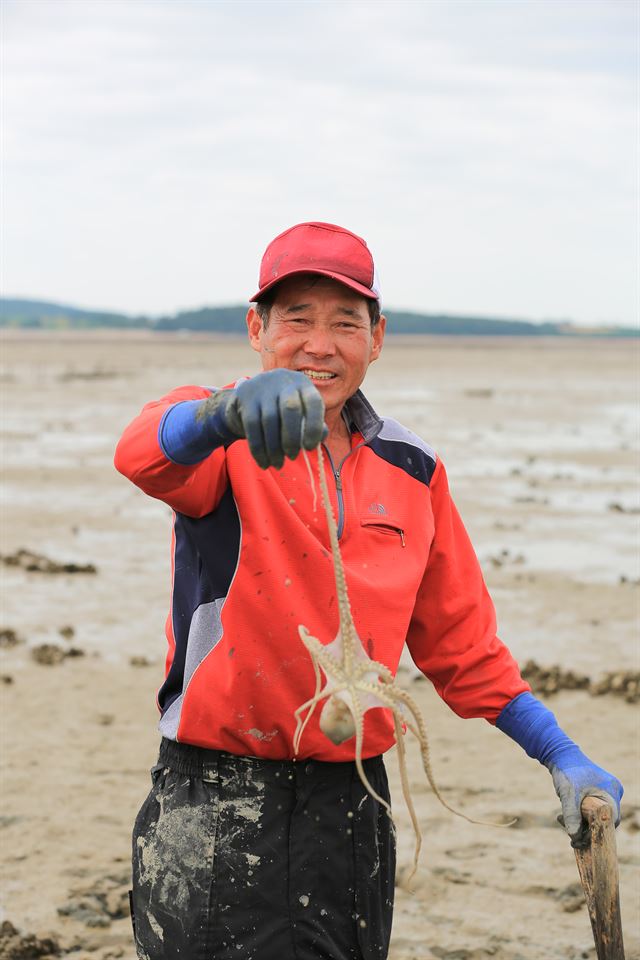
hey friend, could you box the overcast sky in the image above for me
[2,0,638,325]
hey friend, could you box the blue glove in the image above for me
[159,369,325,470]
[496,692,623,847]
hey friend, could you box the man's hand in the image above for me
[550,753,623,847]
[199,369,325,470]
[495,691,624,847]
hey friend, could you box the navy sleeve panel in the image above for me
[368,418,437,486]
[158,485,241,714]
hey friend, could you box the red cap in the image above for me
[250,221,381,303]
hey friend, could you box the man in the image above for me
[115,221,622,960]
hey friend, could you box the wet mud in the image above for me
[1,334,638,960]
[1,549,97,575]
[0,921,60,959]
[57,875,131,929]
[30,643,86,666]
[521,659,640,703]
[0,628,23,648]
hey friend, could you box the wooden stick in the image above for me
[574,796,625,960]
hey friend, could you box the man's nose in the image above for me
[303,326,336,356]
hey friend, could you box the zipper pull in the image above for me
[399,529,406,547]
[335,472,343,491]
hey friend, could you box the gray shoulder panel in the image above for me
[368,418,438,486]
[377,418,437,464]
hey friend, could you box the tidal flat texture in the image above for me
[1,332,638,959]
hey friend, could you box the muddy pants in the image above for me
[131,738,396,960]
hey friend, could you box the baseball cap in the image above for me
[250,221,381,303]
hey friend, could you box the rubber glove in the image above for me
[496,691,623,847]
[158,369,325,470]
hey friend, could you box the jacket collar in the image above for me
[343,390,383,444]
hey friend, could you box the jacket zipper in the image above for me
[334,470,344,538]
[316,399,384,541]
[322,446,345,538]
[322,443,365,540]
[361,519,406,547]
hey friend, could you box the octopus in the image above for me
[294,444,514,879]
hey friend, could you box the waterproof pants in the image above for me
[131,738,396,960]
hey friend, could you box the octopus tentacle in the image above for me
[351,687,393,816]
[393,711,422,881]
[294,442,514,876]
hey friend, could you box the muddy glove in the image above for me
[496,691,623,847]
[158,369,325,470]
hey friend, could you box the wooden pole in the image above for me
[574,796,625,960]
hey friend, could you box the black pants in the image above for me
[131,739,396,960]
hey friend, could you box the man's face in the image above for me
[247,275,385,419]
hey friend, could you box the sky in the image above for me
[1,0,638,325]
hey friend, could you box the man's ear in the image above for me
[369,314,386,364]
[246,307,262,353]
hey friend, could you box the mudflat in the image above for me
[1,332,638,959]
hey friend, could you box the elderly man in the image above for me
[115,221,622,960]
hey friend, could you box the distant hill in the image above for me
[0,298,146,329]
[1,297,637,337]
[154,306,248,333]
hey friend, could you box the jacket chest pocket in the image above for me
[360,517,406,547]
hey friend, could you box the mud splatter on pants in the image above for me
[131,738,395,960]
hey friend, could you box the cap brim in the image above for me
[250,268,379,303]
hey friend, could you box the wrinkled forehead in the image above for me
[270,274,370,313]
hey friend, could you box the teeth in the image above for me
[301,370,335,380]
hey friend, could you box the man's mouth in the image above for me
[300,369,337,381]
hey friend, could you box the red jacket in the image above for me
[114,383,528,760]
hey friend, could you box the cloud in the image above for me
[2,0,637,323]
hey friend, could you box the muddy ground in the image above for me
[1,332,638,959]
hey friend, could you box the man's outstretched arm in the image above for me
[158,369,324,470]
[114,369,325,515]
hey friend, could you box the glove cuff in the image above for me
[495,691,583,768]
[158,394,237,465]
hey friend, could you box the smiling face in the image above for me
[247,275,385,431]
